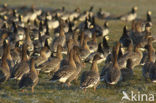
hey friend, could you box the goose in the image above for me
[101,22,109,37]
[25,27,34,56]
[130,21,145,46]
[66,46,82,86]
[121,59,133,81]
[60,39,74,67]
[23,8,42,22]
[140,37,155,65]
[11,44,30,80]
[119,6,138,22]
[37,45,63,74]
[80,18,92,38]
[34,42,51,67]
[19,58,39,93]
[96,8,110,19]
[0,32,8,58]
[45,15,59,30]
[0,40,10,83]
[80,54,101,92]
[87,32,98,53]
[89,16,102,37]
[85,42,109,64]
[146,11,152,24]
[51,25,66,52]
[65,20,74,41]
[79,36,91,60]
[10,41,22,65]
[119,26,131,48]
[50,48,77,85]
[142,38,155,81]
[73,31,79,47]
[104,42,121,85]
[118,42,143,69]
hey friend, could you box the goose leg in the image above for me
[31,86,34,93]
[93,87,96,92]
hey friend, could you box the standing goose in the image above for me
[34,39,51,67]
[142,38,155,81]
[11,44,30,80]
[85,42,108,64]
[119,26,131,47]
[146,11,152,25]
[101,22,109,37]
[0,40,10,83]
[51,25,66,52]
[37,45,63,74]
[105,42,121,85]
[66,46,82,86]
[80,54,101,92]
[60,39,73,67]
[19,58,39,93]
[25,27,34,56]
[118,42,143,69]
[87,32,98,53]
[79,36,91,60]
[10,41,22,65]
[50,48,76,84]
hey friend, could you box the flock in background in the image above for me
[0,3,155,93]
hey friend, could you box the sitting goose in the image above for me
[0,40,10,83]
[19,58,39,93]
[119,6,138,22]
[50,48,77,85]
[80,54,101,92]
[96,8,110,19]
[37,45,63,74]
[104,42,121,85]
[11,44,30,80]
[121,59,133,81]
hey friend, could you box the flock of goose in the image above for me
[0,3,156,93]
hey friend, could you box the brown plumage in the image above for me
[11,44,30,80]
[0,40,10,83]
[80,54,101,92]
[19,58,39,93]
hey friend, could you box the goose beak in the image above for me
[148,11,152,15]
[121,47,127,54]
[134,6,138,11]
[139,48,146,51]
[89,25,94,29]
[105,35,110,41]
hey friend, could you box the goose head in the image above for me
[93,54,102,62]
[147,10,152,22]
[132,6,138,13]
